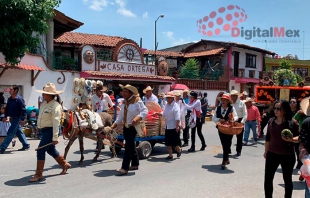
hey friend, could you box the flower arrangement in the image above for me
[281,129,292,138]
[274,69,297,86]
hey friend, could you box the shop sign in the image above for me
[99,61,156,75]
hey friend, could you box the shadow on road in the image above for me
[278,181,305,190]
[213,153,238,159]
[201,165,235,174]
[93,169,136,177]
[147,156,176,163]
[4,173,61,186]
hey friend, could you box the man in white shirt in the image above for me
[143,86,158,103]
[230,90,247,156]
[111,84,148,175]
[91,85,114,113]
[174,92,186,130]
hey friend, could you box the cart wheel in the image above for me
[137,141,152,159]
[110,146,121,155]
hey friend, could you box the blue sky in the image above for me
[58,0,310,59]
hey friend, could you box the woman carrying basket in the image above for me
[212,94,238,169]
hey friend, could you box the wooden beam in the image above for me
[0,68,8,78]
[31,70,42,86]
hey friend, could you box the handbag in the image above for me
[188,109,197,129]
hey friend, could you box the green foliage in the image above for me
[180,58,200,79]
[274,69,297,86]
[295,74,303,83]
[0,0,61,65]
[279,59,292,70]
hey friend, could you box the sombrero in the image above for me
[164,92,175,98]
[73,86,79,94]
[97,80,103,86]
[143,86,153,93]
[242,91,248,95]
[230,90,240,96]
[300,97,310,115]
[174,92,181,96]
[244,97,255,103]
[74,78,80,86]
[217,93,233,103]
[36,83,64,95]
[95,84,107,92]
[79,85,85,95]
[119,84,139,95]
[73,97,79,104]
[80,78,86,86]
[183,89,190,94]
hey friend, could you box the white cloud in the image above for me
[163,31,192,46]
[143,12,148,19]
[115,0,136,17]
[83,0,108,11]
[163,31,174,40]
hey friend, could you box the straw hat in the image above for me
[86,97,92,106]
[164,92,175,98]
[230,90,240,96]
[36,83,64,95]
[183,89,190,94]
[79,85,85,95]
[73,97,79,104]
[242,91,248,95]
[143,86,153,93]
[300,97,310,115]
[73,86,79,94]
[80,78,86,86]
[217,93,233,103]
[74,78,80,86]
[119,84,139,95]
[174,92,181,97]
[95,84,107,92]
[97,80,103,86]
[244,97,255,103]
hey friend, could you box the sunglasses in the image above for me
[274,107,282,111]
[290,101,297,104]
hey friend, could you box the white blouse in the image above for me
[162,101,180,129]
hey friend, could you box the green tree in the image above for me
[295,74,303,83]
[279,59,292,70]
[0,0,61,65]
[180,58,200,79]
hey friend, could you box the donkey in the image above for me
[61,108,113,165]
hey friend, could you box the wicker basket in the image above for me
[218,122,244,135]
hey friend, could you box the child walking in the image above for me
[0,104,15,147]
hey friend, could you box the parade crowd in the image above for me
[1,83,310,198]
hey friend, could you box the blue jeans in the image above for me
[37,127,59,160]
[0,118,30,151]
[244,121,258,142]
[306,181,310,198]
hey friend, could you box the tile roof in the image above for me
[83,71,175,82]
[184,47,226,58]
[0,63,45,71]
[54,32,124,47]
[144,50,184,57]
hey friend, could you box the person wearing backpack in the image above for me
[264,100,299,198]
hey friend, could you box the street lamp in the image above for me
[155,14,164,65]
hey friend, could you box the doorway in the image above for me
[233,52,239,77]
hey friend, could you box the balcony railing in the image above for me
[249,70,256,78]
[51,51,80,71]
[176,78,228,90]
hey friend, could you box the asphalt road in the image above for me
[0,122,305,198]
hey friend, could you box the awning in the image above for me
[0,63,45,86]
[81,71,175,83]
[234,78,260,84]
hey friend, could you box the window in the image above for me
[293,68,308,77]
[245,53,257,68]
